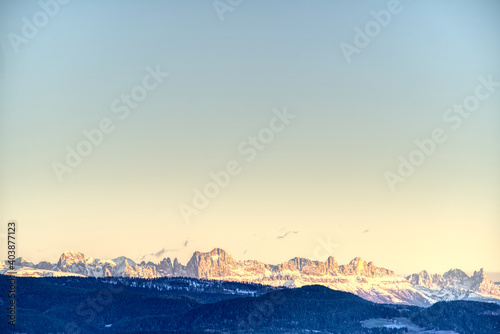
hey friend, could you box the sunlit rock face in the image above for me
[407,270,443,288]
[339,257,394,278]
[471,268,500,296]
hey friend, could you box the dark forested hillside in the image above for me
[172,285,410,332]
[0,277,498,333]
[410,300,500,334]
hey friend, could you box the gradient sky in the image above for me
[0,0,499,276]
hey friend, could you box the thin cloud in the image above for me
[153,248,167,257]
[277,231,298,239]
[363,230,370,233]
[137,247,180,261]
[147,248,180,259]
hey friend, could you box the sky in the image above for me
[0,0,499,276]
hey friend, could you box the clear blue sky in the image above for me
[1,0,499,275]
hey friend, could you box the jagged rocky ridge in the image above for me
[406,267,500,304]
[2,248,500,307]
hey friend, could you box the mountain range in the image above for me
[2,248,499,307]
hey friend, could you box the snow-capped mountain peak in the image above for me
[57,250,85,268]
